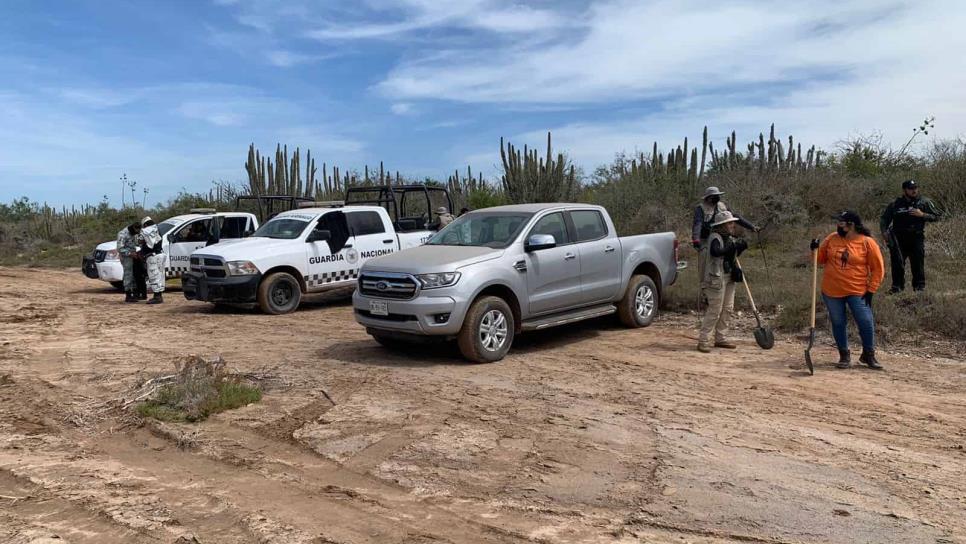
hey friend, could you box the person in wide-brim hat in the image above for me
[697,211,749,353]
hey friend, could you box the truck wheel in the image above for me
[110,281,125,291]
[457,296,514,363]
[256,272,302,315]
[618,274,658,328]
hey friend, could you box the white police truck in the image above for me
[81,210,259,289]
[181,204,436,314]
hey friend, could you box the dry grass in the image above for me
[665,226,966,346]
[136,355,262,422]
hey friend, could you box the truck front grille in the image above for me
[359,273,419,300]
[93,249,106,263]
[190,255,227,278]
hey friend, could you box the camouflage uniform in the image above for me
[140,223,166,293]
[116,226,139,292]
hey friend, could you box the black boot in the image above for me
[147,293,163,305]
[125,292,139,303]
[859,349,884,370]
[137,291,147,300]
[835,349,851,369]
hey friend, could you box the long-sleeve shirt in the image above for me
[880,196,941,235]
[116,227,138,258]
[818,233,885,297]
[691,201,755,243]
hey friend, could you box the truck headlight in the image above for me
[227,260,259,276]
[416,272,460,289]
[104,249,119,261]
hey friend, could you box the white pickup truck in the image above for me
[181,204,434,314]
[81,211,259,289]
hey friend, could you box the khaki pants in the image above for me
[699,279,736,345]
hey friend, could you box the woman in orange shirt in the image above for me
[809,211,885,370]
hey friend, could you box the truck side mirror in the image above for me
[525,234,556,252]
[307,229,331,243]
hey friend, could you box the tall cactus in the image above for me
[500,132,576,204]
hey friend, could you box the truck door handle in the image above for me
[604,246,615,253]
[564,253,576,260]
[344,244,353,249]
[383,239,394,244]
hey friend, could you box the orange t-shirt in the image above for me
[818,233,885,297]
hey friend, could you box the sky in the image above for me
[1,0,964,207]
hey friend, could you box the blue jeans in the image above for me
[822,294,875,352]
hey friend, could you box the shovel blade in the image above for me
[804,328,815,375]
[754,327,775,350]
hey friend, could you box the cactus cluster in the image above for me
[446,166,485,211]
[245,144,317,198]
[500,132,577,204]
[709,124,818,175]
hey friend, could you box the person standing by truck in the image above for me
[698,211,748,353]
[116,222,141,303]
[811,211,885,370]
[879,179,941,293]
[139,217,165,304]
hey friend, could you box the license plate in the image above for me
[369,300,389,316]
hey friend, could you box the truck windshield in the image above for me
[157,222,177,237]
[426,213,532,248]
[251,218,309,239]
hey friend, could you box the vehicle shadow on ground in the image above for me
[329,317,617,368]
[325,339,467,367]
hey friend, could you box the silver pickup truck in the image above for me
[352,203,680,362]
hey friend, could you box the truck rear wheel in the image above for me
[618,274,658,327]
[457,296,514,363]
[256,272,302,315]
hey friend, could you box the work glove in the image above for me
[810,238,821,250]
[863,291,873,308]
[692,239,701,250]
[734,238,749,255]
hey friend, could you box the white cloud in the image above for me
[58,87,135,109]
[372,0,966,156]
[305,0,569,40]
[390,102,415,115]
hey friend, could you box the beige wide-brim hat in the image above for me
[437,207,448,214]
[703,186,725,199]
[711,211,739,227]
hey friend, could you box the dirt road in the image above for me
[1,268,964,543]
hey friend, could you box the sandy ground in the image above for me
[0,267,964,544]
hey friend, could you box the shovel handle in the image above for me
[810,248,819,328]
[734,257,760,317]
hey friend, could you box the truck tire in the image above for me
[256,272,302,315]
[110,281,125,291]
[457,296,515,363]
[618,274,658,328]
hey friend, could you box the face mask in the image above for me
[836,227,848,237]
[709,195,721,205]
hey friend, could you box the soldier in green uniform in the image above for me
[116,222,142,303]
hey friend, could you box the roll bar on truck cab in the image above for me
[353,203,681,362]
[181,204,434,314]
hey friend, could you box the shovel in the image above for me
[734,257,775,350]
[804,248,818,375]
